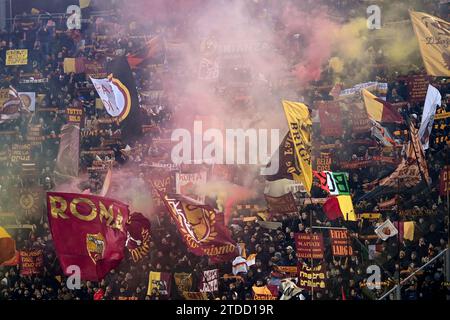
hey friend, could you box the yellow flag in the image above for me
[403,221,415,241]
[410,11,450,77]
[0,226,15,264]
[79,0,91,9]
[282,100,312,193]
[337,195,357,221]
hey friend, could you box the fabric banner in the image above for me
[419,85,441,150]
[66,107,84,124]
[26,124,43,146]
[174,273,193,294]
[55,124,79,177]
[362,89,403,123]
[378,122,430,188]
[18,92,35,112]
[295,233,324,259]
[252,286,277,300]
[0,250,20,267]
[265,131,302,182]
[46,192,130,281]
[90,76,132,122]
[329,229,353,257]
[160,192,238,263]
[298,263,326,290]
[126,212,151,263]
[200,269,219,293]
[16,188,43,217]
[370,120,396,147]
[0,226,15,264]
[350,102,372,133]
[282,100,313,193]
[317,101,343,137]
[176,171,207,203]
[315,152,332,172]
[10,143,31,163]
[149,171,176,212]
[19,249,44,276]
[6,49,28,65]
[313,171,350,195]
[410,11,450,77]
[147,271,172,297]
[404,74,431,103]
[264,192,297,214]
[375,219,398,241]
[323,195,357,221]
[439,166,450,197]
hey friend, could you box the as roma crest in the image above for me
[86,233,106,264]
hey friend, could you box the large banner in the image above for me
[315,152,332,172]
[18,92,36,111]
[329,229,353,257]
[147,271,172,298]
[46,192,130,281]
[350,102,371,133]
[126,212,151,263]
[440,166,450,196]
[176,172,207,203]
[313,171,350,195]
[55,124,80,177]
[318,101,343,137]
[282,100,313,193]
[148,171,176,212]
[6,49,28,65]
[264,192,297,214]
[404,74,431,103]
[10,143,31,163]
[174,273,193,294]
[19,249,44,276]
[160,192,238,263]
[410,11,450,77]
[200,269,219,293]
[298,263,326,290]
[295,233,324,260]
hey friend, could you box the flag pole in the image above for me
[446,146,450,299]
[396,176,401,300]
[309,194,314,301]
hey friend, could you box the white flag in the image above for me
[419,85,441,150]
[90,76,131,121]
[232,256,248,275]
[375,219,398,241]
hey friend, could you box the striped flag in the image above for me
[362,89,403,123]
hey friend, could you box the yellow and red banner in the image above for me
[0,226,15,264]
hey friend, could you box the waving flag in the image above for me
[419,85,442,150]
[313,171,350,195]
[362,89,403,123]
[323,195,357,221]
[375,219,398,241]
[410,11,450,77]
[47,192,130,281]
[0,226,15,264]
[282,100,313,194]
[160,192,238,263]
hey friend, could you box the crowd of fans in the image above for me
[0,0,449,300]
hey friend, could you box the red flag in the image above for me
[47,192,130,281]
[126,212,151,263]
[323,196,343,221]
[159,192,238,263]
